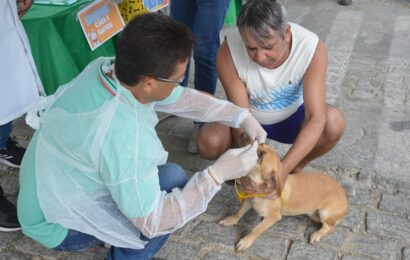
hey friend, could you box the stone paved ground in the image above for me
[1,0,410,259]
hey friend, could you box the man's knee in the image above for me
[159,163,188,191]
[169,163,189,187]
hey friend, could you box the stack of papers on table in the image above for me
[34,0,79,5]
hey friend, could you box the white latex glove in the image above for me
[208,141,258,184]
[239,113,267,144]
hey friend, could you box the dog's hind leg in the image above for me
[310,222,334,244]
[219,199,252,226]
[236,212,281,251]
[309,209,343,244]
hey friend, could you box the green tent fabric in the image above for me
[22,0,117,95]
[224,0,242,27]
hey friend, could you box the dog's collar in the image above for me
[234,179,285,204]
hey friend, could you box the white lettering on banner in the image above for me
[98,22,113,35]
[94,15,110,28]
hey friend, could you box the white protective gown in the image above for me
[27,58,249,249]
[0,0,43,125]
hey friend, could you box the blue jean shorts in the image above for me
[261,104,305,144]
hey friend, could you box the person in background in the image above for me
[17,13,266,259]
[170,0,231,153]
[0,0,43,232]
[196,0,345,190]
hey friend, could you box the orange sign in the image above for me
[78,0,125,51]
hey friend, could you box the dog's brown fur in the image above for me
[219,144,348,251]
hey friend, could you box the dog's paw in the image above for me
[309,231,323,244]
[236,235,255,251]
[219,216,239,226]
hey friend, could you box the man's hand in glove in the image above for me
[208,141,258,185]
[239,113,267,144]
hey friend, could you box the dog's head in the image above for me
[239,144,282,196]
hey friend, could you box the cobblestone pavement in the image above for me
[1,0,410,259]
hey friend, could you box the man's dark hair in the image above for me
[115,13,194,86]
[237,0,288,41]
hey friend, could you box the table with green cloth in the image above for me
[22,0,117,95]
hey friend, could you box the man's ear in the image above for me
[140,77,156,94]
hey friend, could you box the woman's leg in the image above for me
[197,121,234,160]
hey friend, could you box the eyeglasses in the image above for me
[154,76,184,85]
[138,72,184,86]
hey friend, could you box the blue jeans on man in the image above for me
[53,163,189,259]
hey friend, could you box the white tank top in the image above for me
[226,23,318,124]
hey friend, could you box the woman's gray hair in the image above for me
[237,0,288,41]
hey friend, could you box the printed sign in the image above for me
[78,0,125,51]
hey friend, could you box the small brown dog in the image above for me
[219,144,348,251]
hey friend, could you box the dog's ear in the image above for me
[257,149,266,163]
[266,176,275,189]
[257,143,269,163]
[270,150,282,196]
[274,168,282,197]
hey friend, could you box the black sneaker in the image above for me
[0,196,21,232]
[0,139,26,168]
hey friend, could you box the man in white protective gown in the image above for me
[17,13,266,259]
